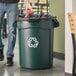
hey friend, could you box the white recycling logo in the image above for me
[27,37,39,48]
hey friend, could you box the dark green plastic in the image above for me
[17,18,54,69]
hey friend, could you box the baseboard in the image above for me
[65,72,72,76]
[53,52,65,60]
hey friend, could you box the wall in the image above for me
[65,0,76,75]
[65,0,73,74]
[49,0,65,54]
[73,0,76,13]
[50,0,76,75]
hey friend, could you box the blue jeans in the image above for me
[0,3,18,57]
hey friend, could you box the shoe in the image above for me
[6,57,14,66]
[0,49,4,61]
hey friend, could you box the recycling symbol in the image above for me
[27,37,39,48]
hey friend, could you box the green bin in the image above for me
[17,16,57,69]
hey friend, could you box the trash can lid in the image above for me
[17,14,54,22]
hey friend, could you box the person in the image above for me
[0,0,19,66]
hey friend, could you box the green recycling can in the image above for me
[17,17,54,69]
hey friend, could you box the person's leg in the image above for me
[0,3,5,61]
[6,3,18,66]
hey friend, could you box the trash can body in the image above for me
[17,18,54,69]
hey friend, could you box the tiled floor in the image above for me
[0,37,64,76]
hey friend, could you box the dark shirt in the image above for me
[0,0,19,3]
